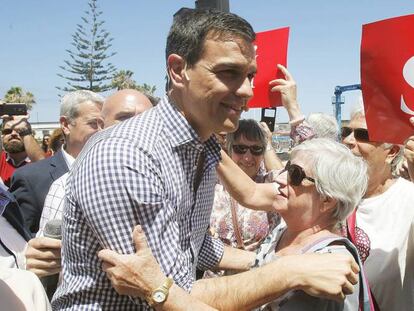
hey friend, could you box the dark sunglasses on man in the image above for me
[282,160,315,186]
[341,127,370,142]
[1,127,31,137]
[232,144,265,156]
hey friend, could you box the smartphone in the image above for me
[0,103,28,116]
[260,108,277,132]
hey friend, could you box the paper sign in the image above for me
[248,27,289,108]
[361,14,414,144]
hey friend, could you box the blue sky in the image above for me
[1,1,413,123]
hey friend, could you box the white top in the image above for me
[37,148,74,237]
[0,268,51,311]
[357,177,414,311]
[61,147,75,168]
[0,216,27,269]
[37,173,68,237]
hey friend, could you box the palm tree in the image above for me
[3,86,36,110]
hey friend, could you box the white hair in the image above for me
[291,138,368,222]
[60,90,104,121]
[307,113,339,141]
[351,97,404,176]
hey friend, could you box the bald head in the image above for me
[102,89,153,128]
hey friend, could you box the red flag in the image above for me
[248,27,289,109]
[361,14,414,144]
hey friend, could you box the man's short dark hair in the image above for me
[166,9,255,68]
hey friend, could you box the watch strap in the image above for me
[147,276,173,307]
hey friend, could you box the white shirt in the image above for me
[37,173,68,237]
[37,148,74,237]
[61,147,75,168]
[0,216,27,269]
[356,178,414,311]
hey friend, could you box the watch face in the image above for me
[153,290,167,303]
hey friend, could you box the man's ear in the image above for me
[60,116,70,136]
[167,54,187,89]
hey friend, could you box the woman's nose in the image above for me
[276,169,288,186]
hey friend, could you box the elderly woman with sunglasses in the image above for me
[339,102,414,311]
[216,137,371,310]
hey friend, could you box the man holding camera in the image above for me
[0,116,44,187]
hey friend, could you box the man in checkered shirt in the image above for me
[53,9,257,310]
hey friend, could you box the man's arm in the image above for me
[99,226,359,311]
[192,253,357,310]
[216,150,278,211]
[22,133,45,162]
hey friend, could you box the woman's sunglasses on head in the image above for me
[232,144,265,156]
[341,127,370,142]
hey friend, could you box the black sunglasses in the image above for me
[232,144,265,156]
[283,160,315,186]
[1,127,28,136]
[341,127,370,142]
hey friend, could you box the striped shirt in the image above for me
[53,97,224,310]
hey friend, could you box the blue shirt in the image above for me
[53,96,224,310]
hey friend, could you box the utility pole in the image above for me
[195,0,229,12]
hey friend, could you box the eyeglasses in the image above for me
[232,144,265,156]
[283,160,315,186]
[341,127,370,142]
[1,128,24,136]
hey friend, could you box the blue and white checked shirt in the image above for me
[53,97,224,310]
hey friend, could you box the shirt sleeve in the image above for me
[196,233,224,271]
[290,119,316,145]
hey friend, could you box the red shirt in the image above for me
[0,151,29,187]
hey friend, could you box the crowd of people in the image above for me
[0,7,413,311]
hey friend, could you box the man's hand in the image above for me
[269,64,301,120]
[98,225,165,299]
[25,237,62,277]
[279,252,359,302]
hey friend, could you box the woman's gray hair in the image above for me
[291,138,368,223]
[307,113,339,141]
[226,119,267,152]
[351,98,404,176]
[60,90,104,121]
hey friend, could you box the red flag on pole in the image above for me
[361,14,414,144]
[248,27,289,109]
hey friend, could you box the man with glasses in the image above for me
[10,90,104,235]
[0,116,45,187]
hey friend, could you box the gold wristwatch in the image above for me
[147,276,174,306]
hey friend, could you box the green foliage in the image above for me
[57,0,116,93]
[3,86,35,110]
[111,70,156,95]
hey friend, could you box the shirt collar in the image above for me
[61,146,76,168]
[158,96,222,168]
[158,96,201,148]
[5,153,30,167]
